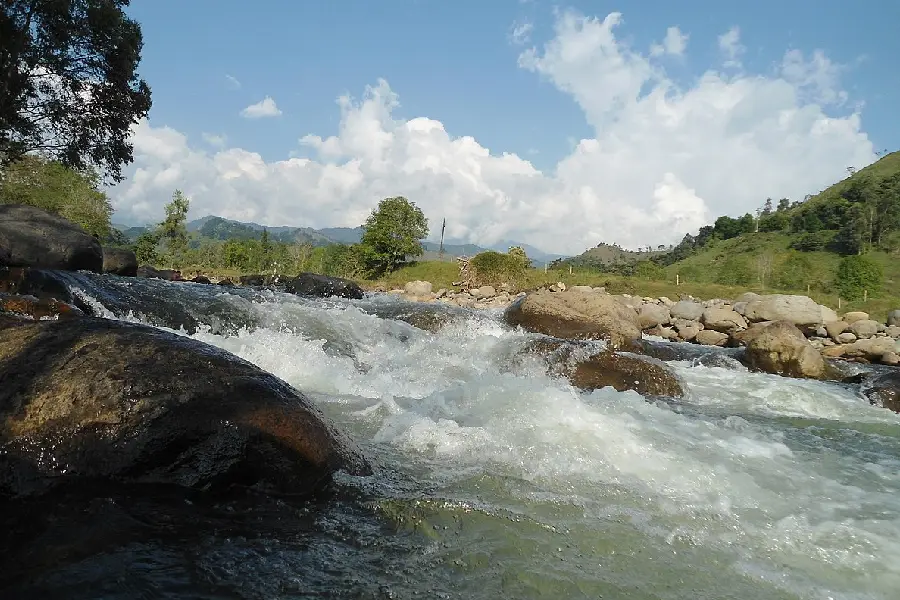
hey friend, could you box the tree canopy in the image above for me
[359,196,428,274]
[0,0,151,181]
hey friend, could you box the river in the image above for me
[4,273,900,599]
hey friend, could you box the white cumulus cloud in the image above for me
[108,10,875,255]
[510,20,534,45]
[651,26,688,57]
[240,96,282,119]
[718,26,745,67]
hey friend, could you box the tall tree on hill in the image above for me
[359,196,428,275]
[159,189,189,264]
[0,0,151,181]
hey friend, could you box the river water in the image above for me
[4,274,900,599]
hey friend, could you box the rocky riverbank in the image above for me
[385,278,900,367]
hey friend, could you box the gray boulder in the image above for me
[671,300,704,321]
[743,294,824,326]
[101,247,138,276]
[0,204,102,272]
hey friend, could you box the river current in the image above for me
[4,273,900,599]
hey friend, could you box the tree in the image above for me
[1,0,152,181]
[359,196,428,274]
[133,230,160,265]
[761,198,773,216]
[507,246,531,269]
[777,198,790,212]
[0,154,111,235]
[159,189,189,265]
[836,254,882,301]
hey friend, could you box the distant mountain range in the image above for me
[113,215,568,266]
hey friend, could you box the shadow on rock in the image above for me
[0,317,371,500]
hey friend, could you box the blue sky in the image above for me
[114,0,899,254]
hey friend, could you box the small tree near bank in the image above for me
[157,189,189,266]
[835,254,882,301]
[359,196,428,275]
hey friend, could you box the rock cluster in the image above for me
[388,280,524,310]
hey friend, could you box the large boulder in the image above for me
[504,289,641,348]
[670,300,704,321]
[735,320,828,379]
[282,272,364,300]
[888,310,900,327]
[0,204,103,272]
[524,340,685,398]
[849,319,880,340]
[638,303,670,329]
[0,317,370,499]
[842,311,869,324]
[101,247,138,276]
[701,307,747,333]
[742,294,824,326]
[403,280,433,297]
[695,329,729,347]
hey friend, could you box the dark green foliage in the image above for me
[134,230,160,265]
[359,196,428,275]
[789,230,836,252]
[1,0,152,181]
[759,212,789,232]
[836,255,883,300]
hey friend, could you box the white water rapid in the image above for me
[64,276,900,599]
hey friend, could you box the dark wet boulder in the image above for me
[0,267,76,305]
[190,275,211,284]
[861,370,900,413]
[239,274,269,287]
[523,339,685,398]
[101,247,138,276]
[505,289,641,349]
[282,272,364,300]
[217,278,235,286]
[136,265,181,280]
[0,204,103,272]
[0,317,370,499]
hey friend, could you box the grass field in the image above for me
[363,258,900,321]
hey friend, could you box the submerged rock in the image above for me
[137,265,182,280]
[0,293,82,320]
[524,339,685,398]
[504,289,641,348]
[0,204,103,272]
[861,370,900,413]
[0,317,370,499]
[101,247,138,277]
[282,272,364,300]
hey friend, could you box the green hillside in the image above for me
[649,150,900,297]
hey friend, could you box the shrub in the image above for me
[469,250,528,285]
[715,256,754,285]
[789,230,835,252]
[633,260,666,281]
[835,254,883,300]
[774,252,813,291]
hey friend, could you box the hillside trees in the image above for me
[0,0,152,181]
[359,196,428,275]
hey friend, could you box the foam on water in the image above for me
[67,281,900,599]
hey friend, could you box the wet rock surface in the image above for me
[281,272,365,300]
[101,247,138,277]
[0,317,370,500]
[523,339,685,399]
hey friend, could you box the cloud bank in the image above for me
[110,10,875,255]
[240,96,282,119]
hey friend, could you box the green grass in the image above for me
[361,257,900,321]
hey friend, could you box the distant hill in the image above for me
[554,242,668,271]
[114,215,564,265]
